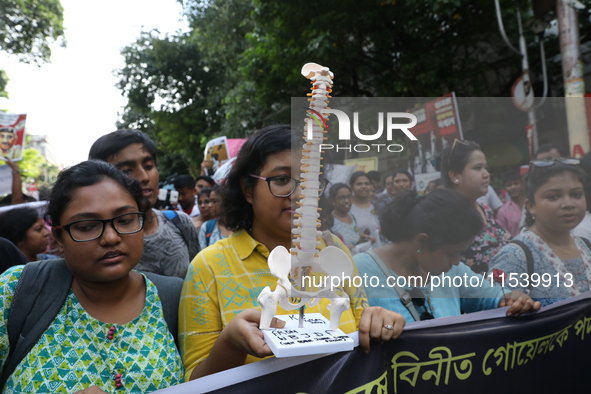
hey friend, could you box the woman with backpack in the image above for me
[0,160,266,393]
[490,158,591,306]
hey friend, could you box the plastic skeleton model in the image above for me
[258,63,353,330]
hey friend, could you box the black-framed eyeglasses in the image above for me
[336,195,353,202]
[409,288,434,321]
[249,174,327,197]
[54,212,145,242]
[529,158,580,168]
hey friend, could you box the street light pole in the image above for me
[556,0,589,157]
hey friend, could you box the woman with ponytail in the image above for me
[354,189,540,322]
[490,159,591,306]
[439,139,511,274]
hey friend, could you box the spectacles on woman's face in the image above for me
[409,288,434,321]
[529,158,580,168]
[54,212,145,242]
[249,174,327,198]
[336,195,353,202]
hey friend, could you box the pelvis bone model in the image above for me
[258,63,353,330]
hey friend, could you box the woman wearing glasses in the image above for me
[354,189,540,322]
[328,183,361,250]
[440,139,511,274]
[0,161,187,393]
[490,159,591,306]
[0,161,273,393]
[180,125,405,381]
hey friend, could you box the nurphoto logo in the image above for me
[306,108,418,153]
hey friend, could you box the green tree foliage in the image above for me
[117,0,590,172]
[0,0,65,96]
[15,146,59,188]
[116,30,225,176]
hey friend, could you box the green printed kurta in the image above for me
[0,266,183,393]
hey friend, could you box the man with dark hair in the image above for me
[366,170,382,195]
[89,129,199,278]
[534,142,568,160]
[0,127,21,159]
[496,170,525,237]
[195,175,215,194]
[174,175,199,217]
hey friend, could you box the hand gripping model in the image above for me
[258,63,354,330]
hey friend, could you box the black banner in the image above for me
[199,295,591,393]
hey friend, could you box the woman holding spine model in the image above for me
[179,125,406,380]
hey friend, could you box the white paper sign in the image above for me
[0,165,12,196]
[263,313,354,358]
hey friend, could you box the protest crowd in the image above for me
[1,115,590,393]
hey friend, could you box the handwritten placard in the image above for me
[263,313,354,358]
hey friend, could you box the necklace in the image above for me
[531,227,579,258]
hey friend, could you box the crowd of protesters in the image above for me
[0,125,588,392]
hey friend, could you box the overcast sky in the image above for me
[0,0,188,167]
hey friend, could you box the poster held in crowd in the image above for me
[0,113,26,161]
[409,93,461,192]
[203,137,247,176]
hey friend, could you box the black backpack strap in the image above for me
[509,240,534,291]
[367,250,421,322]
[142,271,183,348]
[1,259,72,389]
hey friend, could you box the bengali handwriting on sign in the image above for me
[575,317,591,340]
[344,370,389,394]
[344,319,589,394]
[391,347,475,393]
[482,326,570,375]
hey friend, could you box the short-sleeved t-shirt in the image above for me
[137,209,200,278]
[349,203,380,235]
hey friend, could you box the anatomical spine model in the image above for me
[258,63,353,330]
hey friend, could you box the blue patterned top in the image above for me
[198,219,229,248]
[489,231,591,306]
[0,266,183,393]
[331,214,361,246]
[354,252,502,322]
